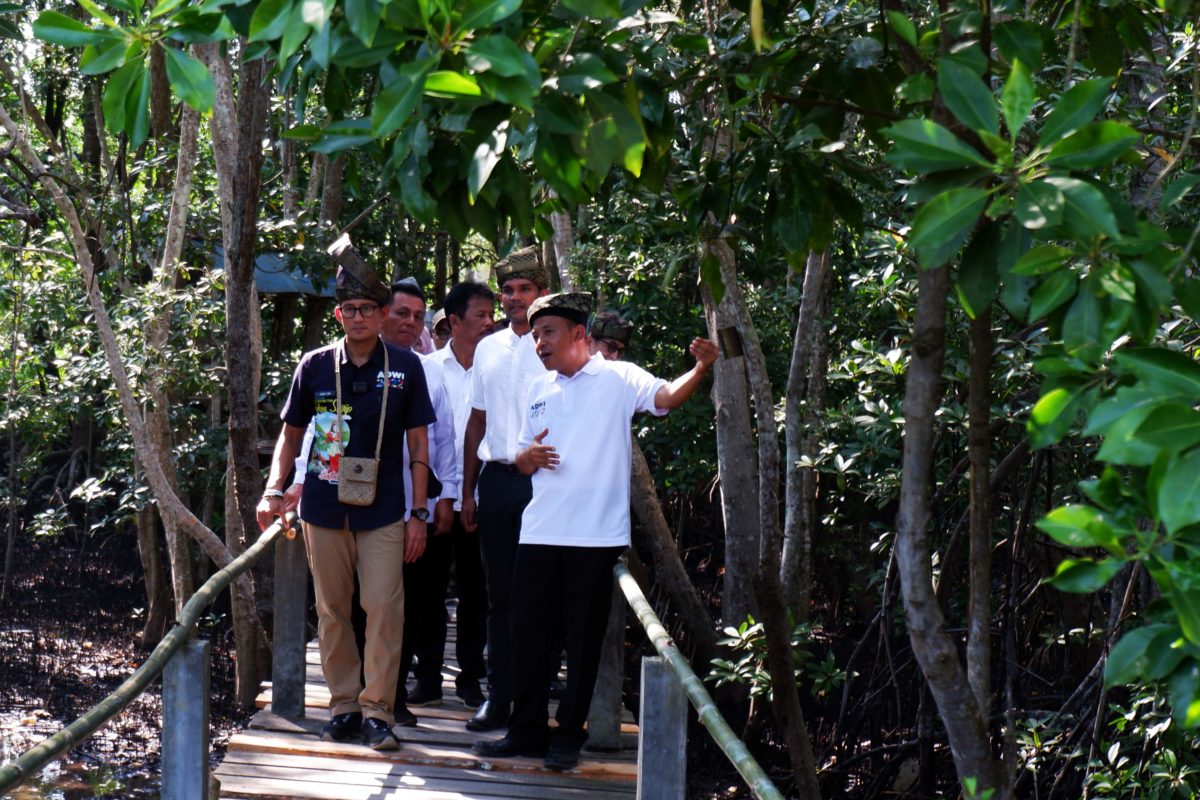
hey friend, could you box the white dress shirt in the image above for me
[468,327,546,464]
[427,340,472,510]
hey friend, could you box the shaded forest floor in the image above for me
[0,534,249,799]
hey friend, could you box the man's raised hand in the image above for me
[516,428,559,474]
[690,337,718,370]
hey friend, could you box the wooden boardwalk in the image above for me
[214,637,639,799]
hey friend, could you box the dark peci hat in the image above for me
[336,264,390,307]
[589,311,633,346]
[529,292,593,326]
[494,244,550,290]
[391,276,426,302]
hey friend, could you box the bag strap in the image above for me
[335,338,390,464]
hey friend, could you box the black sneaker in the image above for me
[473,735,549,759]
[361,717,400,751]
[456,682,485,710]
[395,703,418,728]
[319,711,362,743]
[544,742,580,771]
[406,683,443,707]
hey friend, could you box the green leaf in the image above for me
[908,187,989,270]
[1014,180,1064,231]
[938,57,998,137]
[33,10,109,46]
[372,57,436,137]
[247,0,292,41]
[1028,269,1077,320]
[1038,78,1112,148]
[955,222,999,319]
[344,0,378,46]
[1011,244,1070,276]
[1045,121,1140,170]
[1167,577,1200,649]
[1028,385,1082,448]
[1001,60,1034,139]
[126,62,152,146]
[562,0,620,16]
[1162,174,1200,213]
[886,10,916,47]
[1160,449,1200,534]
[1134,404,1200,452]
[1037,504,1124,553]
[1169,663,1200,727]
[1113,348,1200,396]
[424,70,482,97]
[585,89,646,177]
[883,119,992,173]
[150,0,190,19]
[1143,627,1187,680]
[77,0,120,28]
[311,118,376,154]
[1046,176,1120,240]
[163,45,214,112]
[102,60,142,133]
[1062,279,1102,360]
[459,0,521,29]
[1046,558,1123,592]
[79,37,128,75]
[468,119,509,203]
[896,73,934,104]
[300,0,334,28]
[1104,625,1168,687]
[994,20,1044,69]
[466,36,528,77]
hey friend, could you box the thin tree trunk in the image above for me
[782,249,830,621]
[894,264,1005,795]
[1,283,19,605]
[136,499,170,647]
[304,152,326,213]
[550,206,575,292]
[966,310,993,713]
[630,442,717,664]
[320,155,345,226]
[281,87,299,221]
[699,256,760,625]
[148,45,173,141]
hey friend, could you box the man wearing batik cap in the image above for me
[588,310,633,361]
[459,244,549,732]
[473,292,717,770]
[257,262,436,751]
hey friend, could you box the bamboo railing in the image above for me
[0,512,296,795]
[615,561,786,800]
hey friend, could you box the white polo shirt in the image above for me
[468,327,546,464]
[517,355,668,548]
[427,340,472,510]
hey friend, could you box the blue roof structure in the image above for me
[213,246,336,297]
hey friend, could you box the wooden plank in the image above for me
[217,750,635,795]
[224,729,638,781]
[217,772,630,800]
[257,703,640,735]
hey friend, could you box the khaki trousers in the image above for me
[303,519,405,725]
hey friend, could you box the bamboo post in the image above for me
[637,656,687,800]
[586,576,625,751]
[161,639,211,800]
[271,528,308,718]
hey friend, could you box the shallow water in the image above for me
[2,759,157,800]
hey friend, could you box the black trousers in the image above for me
[396,516,488,694]
[507,543,625,749]
[476,463,532,705]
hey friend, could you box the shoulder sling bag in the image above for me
[334,339,388,507]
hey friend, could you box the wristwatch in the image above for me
[411,507,430,522]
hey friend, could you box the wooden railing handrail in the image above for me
[615,562,786,800]
[0,512,296,795]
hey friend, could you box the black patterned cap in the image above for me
[589,311,633,345]
[494,244,550,290]
[336,265,390,307]
[529,292,593,326]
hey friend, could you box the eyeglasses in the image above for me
[340,304,379,319]
[600,339,625,355]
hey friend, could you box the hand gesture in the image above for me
[461,496,478,532]
[516,428,559,474]
[690,337,719,370]
[433,498,454,535]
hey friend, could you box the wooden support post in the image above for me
[161,638,211,800]
[637,656,687,800]
[271,531,308,718]
[586,577,625,751]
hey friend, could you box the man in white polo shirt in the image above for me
[473,292,717,770]
[459,245,550,732]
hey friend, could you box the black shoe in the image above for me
[465,699,510,732]
[319,711,362,743]
[548,678,564,700]
[394,703,418,727]
[544,743,580,771]
[407,683,443,707]
[473,735,548,759]
[456,682,486,710]
[361,717,400,751]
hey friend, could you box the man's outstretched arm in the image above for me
[654,337,718,411]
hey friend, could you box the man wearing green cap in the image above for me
[257,263,436,751]
[473,292,717,770]
[587,310,633,361]
[459,244,550,732]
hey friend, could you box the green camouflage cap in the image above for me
[529,292,593,326]
[589,311,633,346]
[494,244,550,290]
